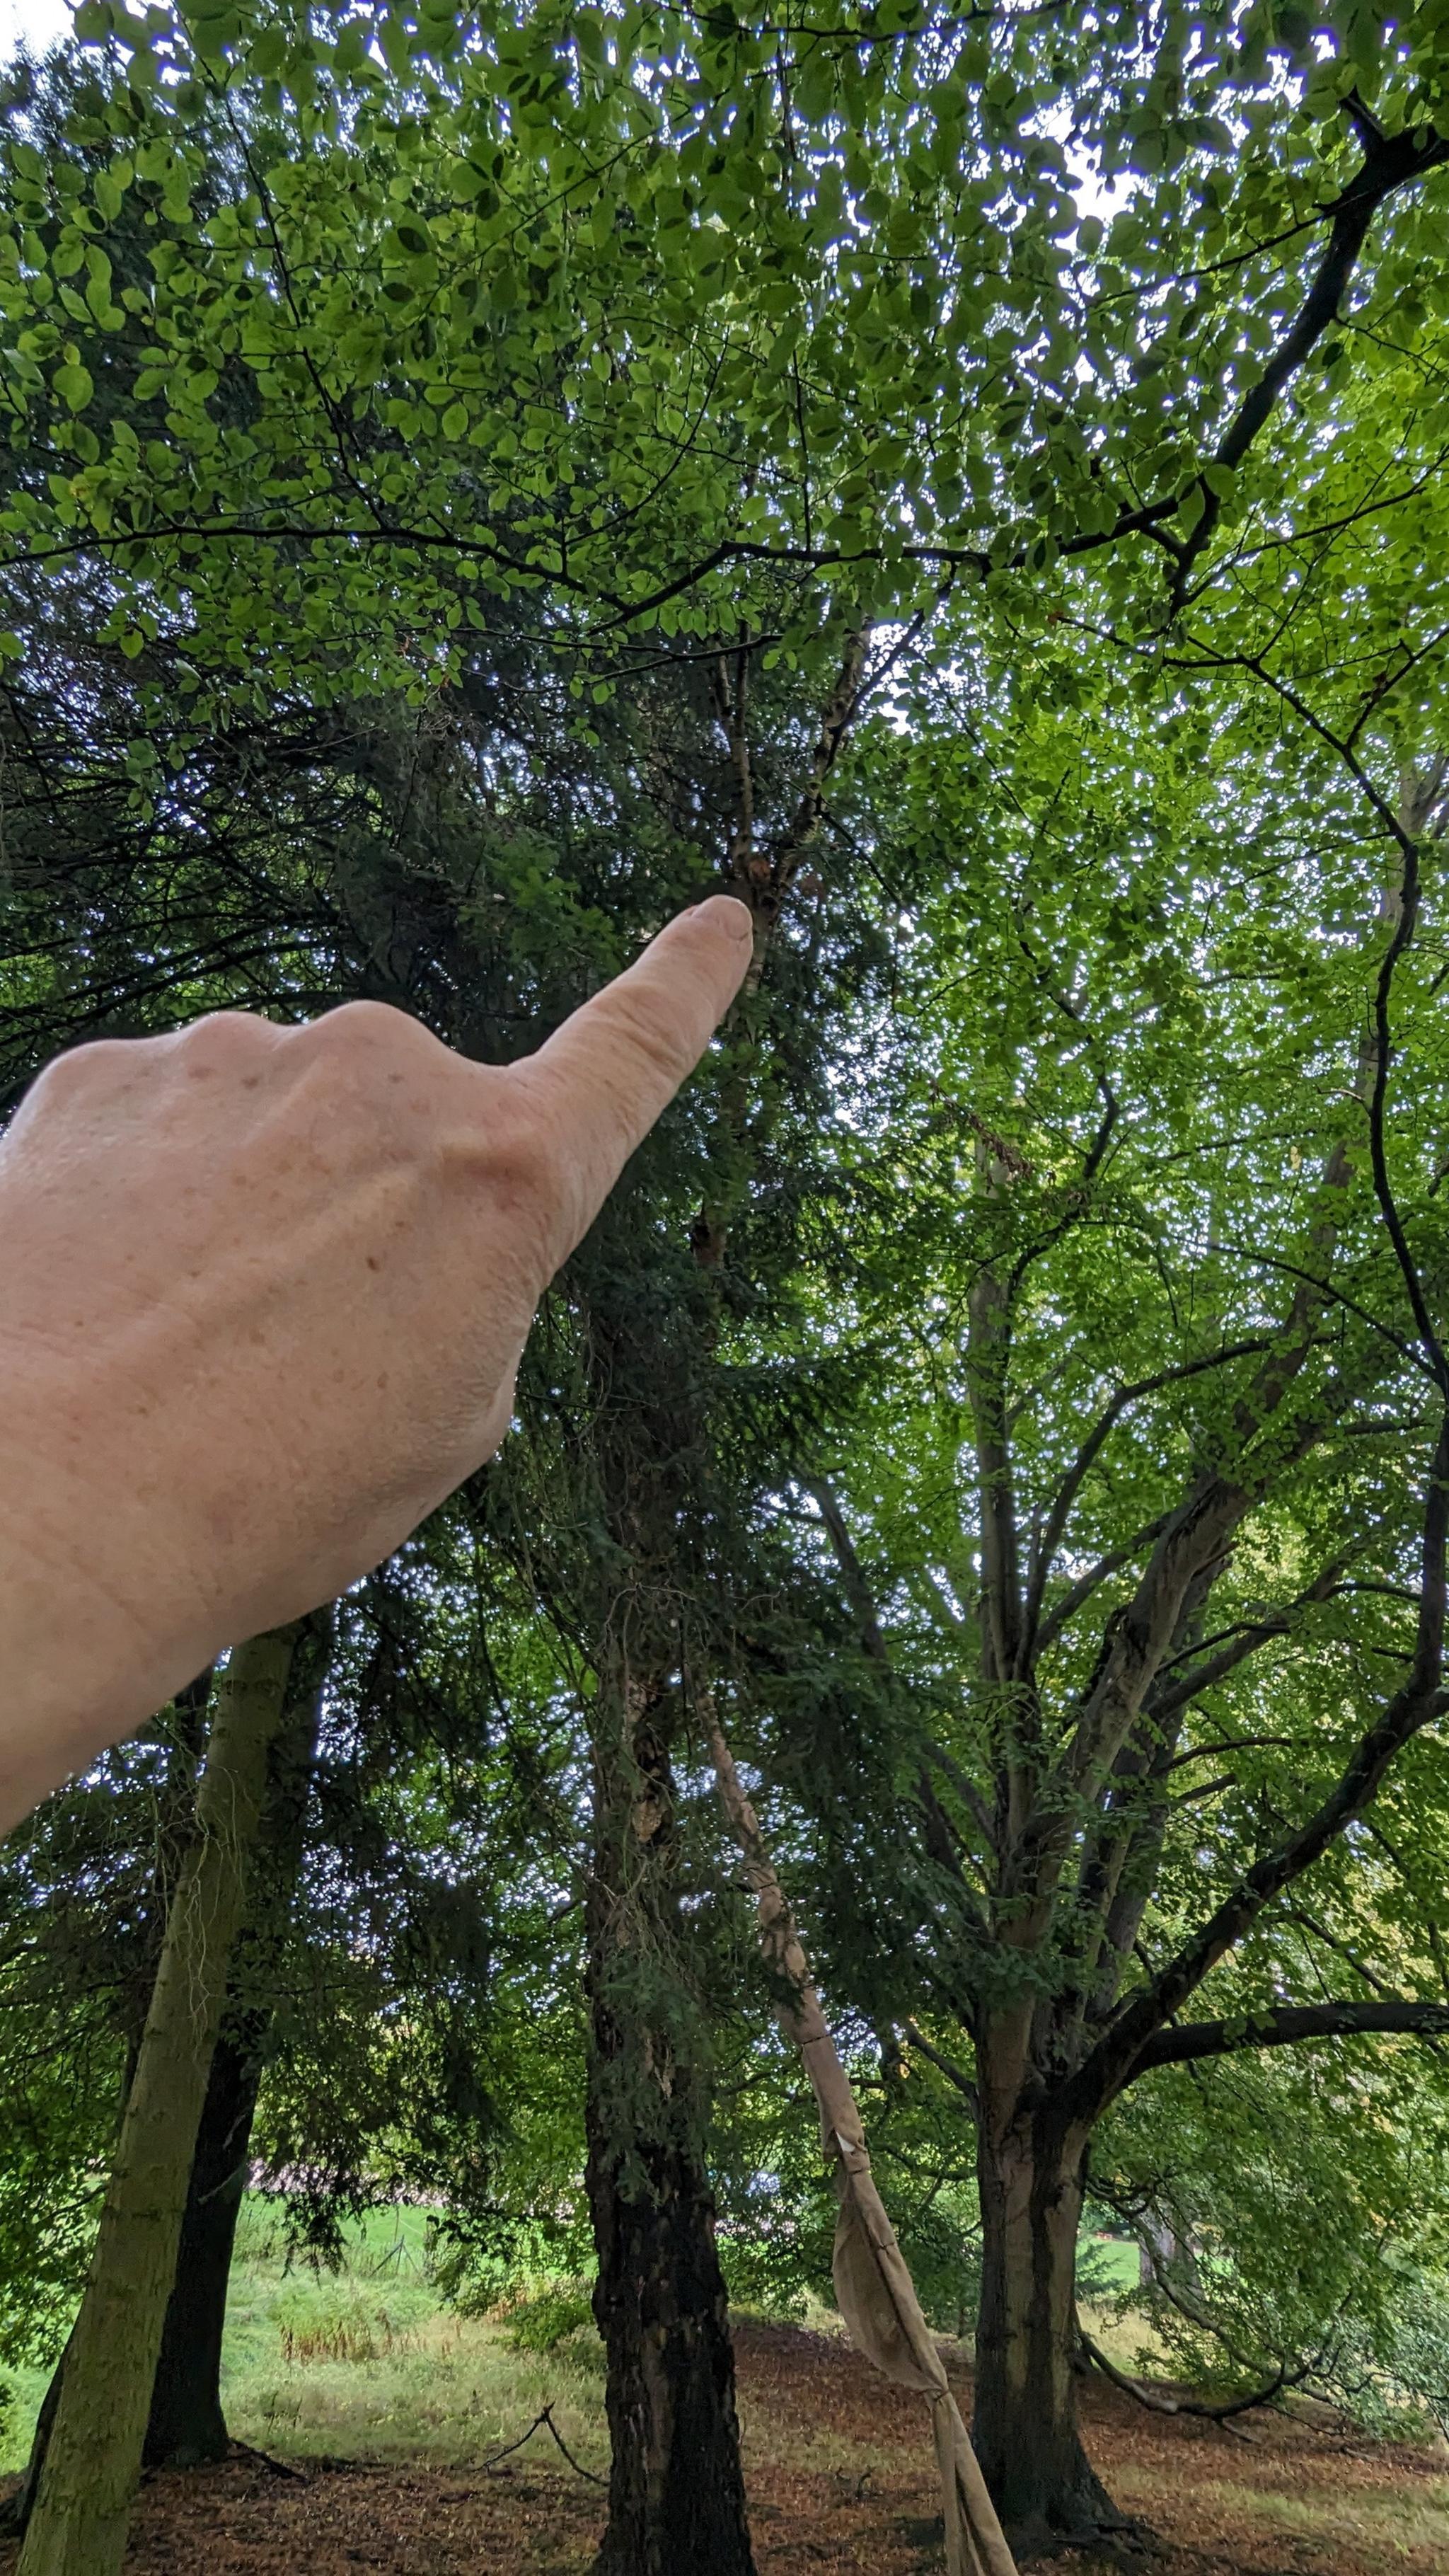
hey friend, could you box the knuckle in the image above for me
[18,1029,177,1123]
[603,989,684,1085]
[299,1001,446,1087]
[28,1036,134,1096]
[443,1084,570,1225]
[175,1009,282,1066]
[308,999,416,1049]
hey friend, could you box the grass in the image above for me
[224,2202,608,2473]
[1,2200,609,2483]
[1114,2460,1449,2565]
[3,2215,1443,2576]
[0,2215,1151,2480]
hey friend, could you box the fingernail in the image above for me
[695,894,753,943]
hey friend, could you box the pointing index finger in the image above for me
[511,895,753,1248]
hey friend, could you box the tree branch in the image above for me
[1033,1510,1176,1660]
[1061,1413,1449,2122]
[1129,1996,1449,2074]
[805,1480,889,1667]
[1169,102,1449,606]
[1025,1340,1274,1645]
[1078,2326,1310,2425]
[904,2020,980,2120]
[1150,1557,1344,1722]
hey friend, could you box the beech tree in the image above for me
[742,614,1449,2542]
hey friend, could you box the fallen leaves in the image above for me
[1,2323,1443,2576]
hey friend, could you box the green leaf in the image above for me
[52,361,95,413]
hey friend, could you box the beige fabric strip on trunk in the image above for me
[705,1705,1018,2576]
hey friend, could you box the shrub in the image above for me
[491,2276,601,2365]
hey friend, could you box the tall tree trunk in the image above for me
[141,2015,267,2468]
[5,1623,329,2523]
[973,2097,1121,2547]
[585,1667,756,2576]
[17,1624,304,2576]
[144,1616,329,2469]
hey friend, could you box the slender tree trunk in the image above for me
[144,1616,329,2469]
[973,2101,1122,2546]
[141,2016,267,2467]
[585,1667,756,2576]
[17,1624,304,2576]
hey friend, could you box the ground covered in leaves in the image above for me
[3,2322,1444,2575]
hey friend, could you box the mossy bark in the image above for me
[17,1625,304,2576]
[140,2015,267,2467]
[144,1626,328,2470]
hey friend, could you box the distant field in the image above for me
[1,2198,608,2479]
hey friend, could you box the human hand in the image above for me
[0,897,751,1830]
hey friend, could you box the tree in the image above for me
[1092,2018,1449,2430]
[142,1614,333,2468]
[8,1,1449,725]
[744,623,1449,2540]
[0,578,826,2570]
[8,4,1449,2556]
[18,1626,309,2576]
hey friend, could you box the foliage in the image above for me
[6,3,1449,2539]
[493,2276,601,2360]
[1096,2037,1449,2431]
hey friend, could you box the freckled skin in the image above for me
[0,899,751,1834]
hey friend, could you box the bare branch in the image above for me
[1128,1996,1449,2075]
[1026,1340,1274,1643]
[904,2021,980,2119]
[1151,1558,1344,1723]
[1062,1416,1449,2120]
[1169,102,1449,606]
[1034,1510,1176,1661]
[804,1480,889,1668]
[1078,2327,1311,2425]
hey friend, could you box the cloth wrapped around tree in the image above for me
[705,1704,1017,2576]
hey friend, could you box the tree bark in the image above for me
[585,1667,756,2576]
[144,1616,329,2469]
[586,2095,754,2576]
[141,2014,267,2467]
[17,1623,304,2576]
[972,2093,1122,2548]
